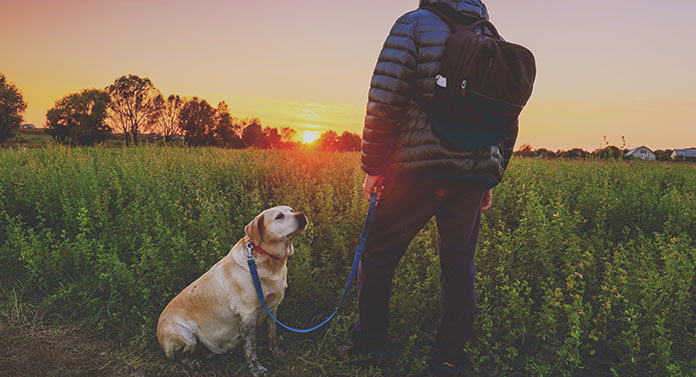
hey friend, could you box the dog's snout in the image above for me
[296,212,308,229]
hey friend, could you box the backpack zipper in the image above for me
[480,56,495,90]
[467,88,524,108]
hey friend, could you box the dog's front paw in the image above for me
[249,361,269,377]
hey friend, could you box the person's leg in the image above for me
[350,179,446,350]
[432,182,487,365]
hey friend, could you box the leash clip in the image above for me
[245,241,254,260]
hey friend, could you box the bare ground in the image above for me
[0,319,197,377]
[0,300,260,377]
[0,300,359,377]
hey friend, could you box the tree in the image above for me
[180,97,217,146]
[105,74,158,146]
[0,74,27,143]
[241,119,265,148]
[533,148,555,158]
[337,131,361,151]
[653,149,673,161]
[151,94,184,143]
[46,89,111,146]
[560,148,589,159]
[278,127,300,149]
[316,130,339,151]
[214,101,242,148]
[280,127,296,144]
[595,146,622,159]
[264,127,282,149]
[515,144,534,157]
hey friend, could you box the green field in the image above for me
[1,147,694,376]
[2,128,176,149]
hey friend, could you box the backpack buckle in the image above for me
[461,80,468,96]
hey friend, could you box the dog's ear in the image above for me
[245,213,264,245]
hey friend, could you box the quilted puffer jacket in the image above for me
[360,0,518,188]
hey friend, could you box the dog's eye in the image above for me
[275,214,284,220]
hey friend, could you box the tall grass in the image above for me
[1,146,694,376]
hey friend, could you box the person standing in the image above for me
[338,1,519,375]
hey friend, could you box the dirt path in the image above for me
[0,319,199,377]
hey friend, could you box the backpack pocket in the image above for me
[429,86,522,150]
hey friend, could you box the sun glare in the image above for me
[302,131,320,144]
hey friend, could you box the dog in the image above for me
[157,206,308,376]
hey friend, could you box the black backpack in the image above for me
[417,6,536,150]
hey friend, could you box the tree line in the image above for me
[514,144,676,161]
[0,72,682,158]
[0,73,361,151]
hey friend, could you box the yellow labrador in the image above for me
[157,206,308,376]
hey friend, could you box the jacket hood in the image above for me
[419,0,489,19]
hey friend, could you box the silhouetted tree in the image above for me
[280,127,296,144]
[592,146,622,159]
[46,89,111,146]
[0,74,27,143]
[337,131,361,151]
[241,119,265,148]
[151,94,184,143]
[560,148,590,158]
[317,130,339,151]
[214,101,243,148]
[264,127,282,149]
[180,97,216,146]
[515,144,534,157]
[106,74,158,146]
[533,148,556,158]
[653,149,673,161]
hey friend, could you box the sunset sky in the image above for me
[2,0,695,150]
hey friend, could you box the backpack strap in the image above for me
[420,6,501,39]
[469,19,501,39]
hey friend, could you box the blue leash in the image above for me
[246,193,378,333]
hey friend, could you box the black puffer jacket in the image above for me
[361,0,518,188]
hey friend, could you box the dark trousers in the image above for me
[351,178,487,364]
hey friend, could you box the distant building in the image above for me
[671,148,696,160]
[20,124,36,129]
[624,146,656,161]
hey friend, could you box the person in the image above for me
[337,1,518,375]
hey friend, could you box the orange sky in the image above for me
[2,0,695,150]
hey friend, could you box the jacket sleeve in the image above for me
[361,14,418,176]
[501,119,519,171]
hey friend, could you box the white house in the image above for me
[624,146,656,160]
[671,148,696,160]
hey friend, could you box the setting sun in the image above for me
[301,131,320,144]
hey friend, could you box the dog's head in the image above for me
[245,206,308,259]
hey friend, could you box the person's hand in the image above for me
[481,189,492,212]
[362,174,384,201]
